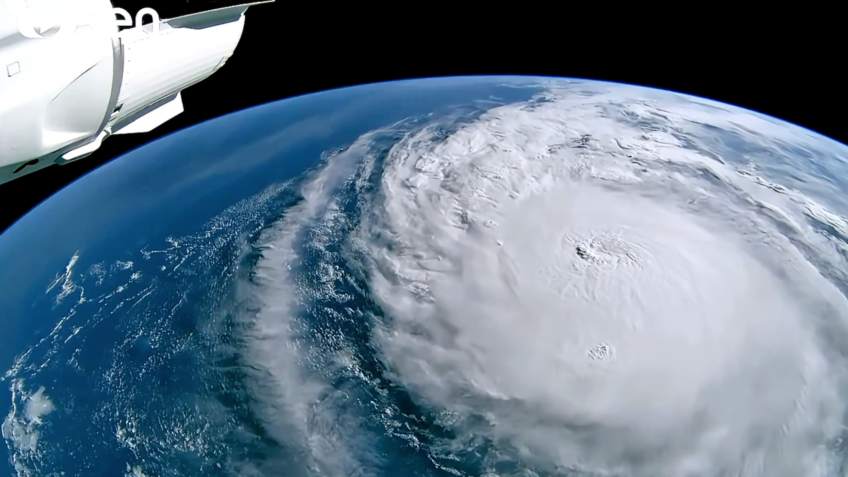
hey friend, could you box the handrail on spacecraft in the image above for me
[0,0,274,185]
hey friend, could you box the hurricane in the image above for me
[5,78,848,477]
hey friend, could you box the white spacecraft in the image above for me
[0,0,272,185]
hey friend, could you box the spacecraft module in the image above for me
[0,0,272,184]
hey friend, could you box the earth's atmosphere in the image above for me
[3,77,848,476]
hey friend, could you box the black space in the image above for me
[0,7,841,234]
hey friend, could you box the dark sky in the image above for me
[0,5,841,234]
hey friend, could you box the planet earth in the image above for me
[3,76,848,477]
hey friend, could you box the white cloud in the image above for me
[344,81,848,476]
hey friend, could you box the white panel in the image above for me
[108,13,245,131]
[114,92,183,134]
[0,0,22,47]
[61,129,107,161]
[0,0,116,169]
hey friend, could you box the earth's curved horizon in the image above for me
[3,76,848,477]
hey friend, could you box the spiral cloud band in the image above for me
[243,81,848,476]
[11,79,848,476]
